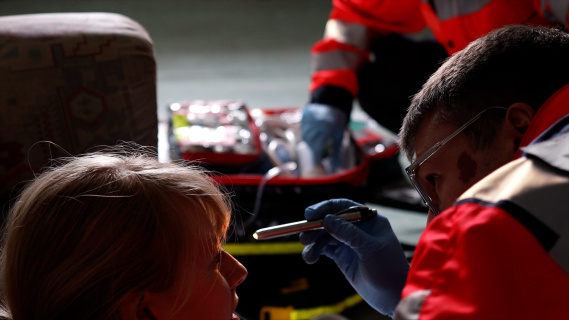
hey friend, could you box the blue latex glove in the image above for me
[299,199,409,318]
[301,103,348,171]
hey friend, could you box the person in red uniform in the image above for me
[300,25,569,319]
[301,0,568,172]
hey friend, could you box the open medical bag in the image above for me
[168,100,400,320]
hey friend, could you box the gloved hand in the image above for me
[299,199,409,318]
[301,103,348,172]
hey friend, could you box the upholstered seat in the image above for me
[0,12,158,207]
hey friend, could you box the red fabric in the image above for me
[404,202,569,319]
[311,39,369,57]
[310,70,359,96]
[329,0,425,34]
[310,0,425,94]
[420,0,556,54]
[311,0,561,94]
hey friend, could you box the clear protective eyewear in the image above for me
[405,106,507,215]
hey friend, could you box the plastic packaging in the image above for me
[297,141,327,177]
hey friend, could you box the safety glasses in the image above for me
[405,106,507,215]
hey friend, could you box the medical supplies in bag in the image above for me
[168,100,399,320]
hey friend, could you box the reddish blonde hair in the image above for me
[0,150,231,320]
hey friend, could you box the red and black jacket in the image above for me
[311,0,564,115]
[395,84,569,319]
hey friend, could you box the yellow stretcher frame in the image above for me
[223,242,364,320]
[259,294,363,320]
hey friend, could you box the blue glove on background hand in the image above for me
[299,199,409,318]
[301,103,348,171]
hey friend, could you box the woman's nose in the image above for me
[220,251,248,288]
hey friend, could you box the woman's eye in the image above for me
[213,251,223,269]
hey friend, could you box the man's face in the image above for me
[413,112,514,223]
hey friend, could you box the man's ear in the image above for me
[505,102,535,135]
[118,292,158,320]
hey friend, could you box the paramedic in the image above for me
[301,0,569,171]
[300,25,569,319]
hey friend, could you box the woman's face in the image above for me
[181,249,248,320]
[148,245,248,320]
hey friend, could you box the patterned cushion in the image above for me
[0,12,158,202]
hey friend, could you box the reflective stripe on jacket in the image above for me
[311,0,564,97]
[395,84,569,319]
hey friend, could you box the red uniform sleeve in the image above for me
[329,0,426,34]
[310,0,425,96]
[400,202,569,319]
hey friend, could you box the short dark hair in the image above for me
[399,25,569,159]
